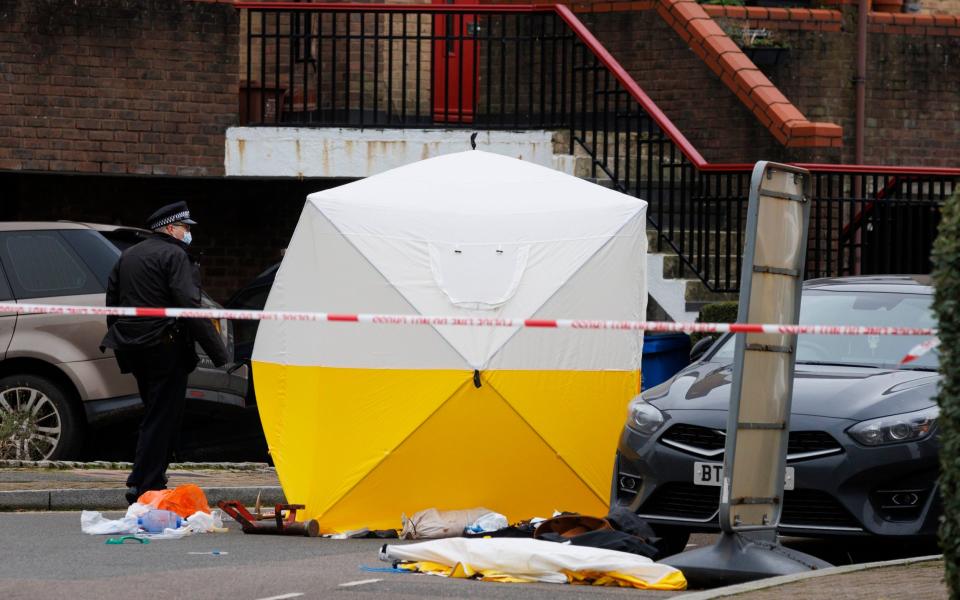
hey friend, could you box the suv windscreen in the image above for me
[710,289,938,370]
[0,230,118,299]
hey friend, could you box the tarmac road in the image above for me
[0,512,939,600]
[0,512,678,600]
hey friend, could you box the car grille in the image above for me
[639,483,859,529]
[659,424,842,458]
[640,483,720,520]
[782,489,859,528]
[788,431,843,456]
[660,424,725,451]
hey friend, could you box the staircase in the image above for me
[550,132,738,324]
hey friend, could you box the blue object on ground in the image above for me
[360,565,413,574]
[641,333,691,391]
[138,509,182,533]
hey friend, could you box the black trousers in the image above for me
[121,341,190,496]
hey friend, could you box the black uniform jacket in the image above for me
[101,233,229,373]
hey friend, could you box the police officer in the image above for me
[101,201,229,504]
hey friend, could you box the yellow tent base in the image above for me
[254,362,639,533]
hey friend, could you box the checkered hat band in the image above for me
[152,210,190,228]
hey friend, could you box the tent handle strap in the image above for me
[473,370,482,388]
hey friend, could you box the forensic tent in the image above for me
[252,151,647,533]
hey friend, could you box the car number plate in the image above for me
[693,462,794,491]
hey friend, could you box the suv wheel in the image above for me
[0,374,83,461]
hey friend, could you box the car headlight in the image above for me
[847,405,939,446]
[627,398,664,436]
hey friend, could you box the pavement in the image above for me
[0,461,284,510]
[0,462,948,599]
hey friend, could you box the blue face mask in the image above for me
[182,231,193,246]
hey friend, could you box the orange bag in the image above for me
[137,484,211,518]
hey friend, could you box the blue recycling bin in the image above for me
[641,333,692,391]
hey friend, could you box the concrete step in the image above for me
[555,129,666,152]
[647,252,738,322]
[584,176,617,189]
[646,228,742,255]
[556,131,688,183]
[661,253,739,282]
[684,278,739,307]
[553,151,626,180]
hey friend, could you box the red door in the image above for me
[432,0,479,123]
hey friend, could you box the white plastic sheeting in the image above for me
[80,504,225,539]
[380,537,685,589]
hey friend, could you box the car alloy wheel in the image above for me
[0,386,63,460]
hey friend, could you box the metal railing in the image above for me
[235,2,959,293]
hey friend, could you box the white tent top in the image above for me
[261,150,648,369]
[308,150,644,244]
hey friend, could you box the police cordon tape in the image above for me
[0,302,940,365]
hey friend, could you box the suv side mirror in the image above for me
[689,336,716,363]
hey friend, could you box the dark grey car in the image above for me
[614,276,941,555]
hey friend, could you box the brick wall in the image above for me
[0,0,238,176]
[581,10,798,164]
[862,31,960,165]
[576,2,959,166]
[709,9,960,166]
[0,172,349,302]
[2,0,956,178]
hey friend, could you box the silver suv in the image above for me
[0,222,248,461]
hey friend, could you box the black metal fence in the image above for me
[238,3,957,293]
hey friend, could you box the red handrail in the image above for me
[551,4,706,167]
[235,2,547,12]
[233,2,960,176]
[794,163,960,176]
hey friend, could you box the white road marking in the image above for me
[338,579,383,588]
[254,594,304,600]
[685,543,698,548]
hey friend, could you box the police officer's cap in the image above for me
[147,201,198,230]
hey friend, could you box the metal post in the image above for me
[663,162,832,587]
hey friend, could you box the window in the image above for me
[710,290,938,370]
[0,263,12,302]
[60,229,121,289]
[0,231,104,299]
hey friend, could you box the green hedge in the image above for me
[933,188,960,599]
[692,301,739,346]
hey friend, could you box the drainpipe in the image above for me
[855,0,868,165]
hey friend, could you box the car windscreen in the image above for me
[710,289,938,370]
